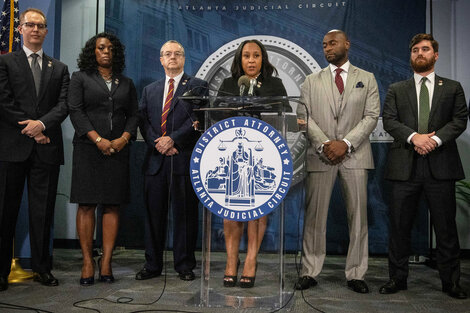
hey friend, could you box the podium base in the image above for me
[8,258,34,283]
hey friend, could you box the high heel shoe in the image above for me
[98,257,115,283]
[80,260,95,286]
[223,259,240,287]
[239,262,257,288]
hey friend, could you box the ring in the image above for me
[110,148,115,153]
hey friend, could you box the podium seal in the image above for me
[190,116,293,221]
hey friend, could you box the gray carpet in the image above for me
[0,249,468,313]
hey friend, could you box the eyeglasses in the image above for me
[21,22,47,30]
[161,51,184,58]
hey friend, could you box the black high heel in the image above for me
[239,262,257,288]
[80,260,95,286]
[223,259,240,287]
[98,257,115,283]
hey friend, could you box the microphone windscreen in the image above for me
[238,75,250,87]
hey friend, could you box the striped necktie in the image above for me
[161,78,174,136]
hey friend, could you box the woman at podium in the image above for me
[217,39,289,288]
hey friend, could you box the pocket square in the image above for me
[356,82,364,88]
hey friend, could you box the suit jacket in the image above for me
[0,49,69,165]
[297,64,380,171]
[383,75,468,181]
[139,73,208,175]
[68,71,138,144]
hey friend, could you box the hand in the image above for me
[96,138,114,156]
[155,136,174,155]
[34,133,50,144]
[192,121,200,130]
[164,147,179,156]
[323,140,348,163]
[110,137,127,153]
[411,132,437,155]
[297,119,306,131]
[19,120,44,137]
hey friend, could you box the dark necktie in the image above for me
[335,68,344,94]
[161,78,174,136]
[418,77,430,133]
[31,53,41,96]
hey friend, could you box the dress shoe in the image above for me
[347,279,369,293]
[239,262,257,288]
[295,276,318,290]
[79,276,94,286]
[443,283,467,299]
[178,270,195,281]
[379,279,407,294]
[33,272,59,286]
[223,259,240,287]
[135,268,161,280]
[0,276,8,291]
[98,257,115,283]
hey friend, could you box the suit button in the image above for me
[108,97,112,101]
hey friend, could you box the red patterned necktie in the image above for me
[161,78,174,136]
[335,68,344,94]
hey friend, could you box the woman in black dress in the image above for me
[68,33,138,286]
[218,39,290,288]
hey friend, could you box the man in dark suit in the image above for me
[137,40,208,281]
[381,33,468,299]
[0,8,69,291]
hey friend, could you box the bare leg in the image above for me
[241,216,267,280]
[76,205,96,278]
[223,219,243,281]
[100,205,119,276]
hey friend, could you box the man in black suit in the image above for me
[137,40,208,281]
[0,8,69,291]
[381,33,468,299]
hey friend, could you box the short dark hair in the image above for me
[20,8,47,25]
[409,33,439,52]
[77,32,126,74]
[230,39,278,79]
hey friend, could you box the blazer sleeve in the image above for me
[123,79,139,139]
[68,72,96,137]
[138,85,159,150]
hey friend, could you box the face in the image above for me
[410,40,438,74]
[160,42,185,75]
[95,37,113,68]
[241,42,262,78]
[19,12,48,51]
[322,32,349,66]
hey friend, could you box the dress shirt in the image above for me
[162,71,184,110]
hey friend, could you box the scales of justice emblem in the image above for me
[190,117,293,221]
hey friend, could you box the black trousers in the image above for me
[143,156,198,274]
[0,150,59,278]
[387,155,461,286]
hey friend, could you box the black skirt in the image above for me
[70,143,130,204]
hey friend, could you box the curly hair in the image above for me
[230,39,278,79]
[77,32,125,74]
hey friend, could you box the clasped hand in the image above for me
[19,120,50,144]
[411,131,437,155]
[323,140,348,165]
[155,136,178,156]
[96,137,126,156]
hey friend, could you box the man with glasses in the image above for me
[136,40,208,281]
[0,9,69,291]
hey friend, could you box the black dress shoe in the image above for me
[443,283,467,299]
[295,276,318,290]
[99,274,115,283]
[379,279,407,294]
[178,270,195,281]
[347,280,369,293]
[79,276,94,286]
[34,272,59,286]
[0,276,8,291]
[135,268,161,280]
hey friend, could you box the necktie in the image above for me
[161,78,174,136]
[335,68,344,94]
[418,77,430,133]
[31,53,41,96]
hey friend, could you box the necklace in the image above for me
[99,69,113,82]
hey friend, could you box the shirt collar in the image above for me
[166,71,184,85]
[414,72,435,85]
[329,60,350,74]
[23,45,44,58]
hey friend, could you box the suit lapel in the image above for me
[169,73,190,114]
[110,74,121,96]
[37,54,53,102]
[429,75,444,122]
[91,72,112,95]
[406,77,418,125]
[155,79,165,126]
[340,64,358,114]
[319,67,336,117]
[14,50,37,102]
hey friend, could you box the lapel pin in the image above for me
[48,61,52,67]
[114,78,119,85]
[438,80,443,86]
[257,81,262,88]
[182,79,188,86]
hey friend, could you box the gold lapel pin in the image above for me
[48,61,52,67]
[438,80,443,86]
[182,79,188,86]
[257,81,262,88]
[114,78,119,85]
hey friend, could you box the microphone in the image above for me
[248,78,256,96]
[182,85,234,97]
[237,75,250,96]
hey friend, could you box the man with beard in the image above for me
[380,33,468,298]
[295,30,380,293]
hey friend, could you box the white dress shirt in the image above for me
[162,71,184,110]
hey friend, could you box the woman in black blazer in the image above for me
[218,39,290,288]
[68,33,138,286]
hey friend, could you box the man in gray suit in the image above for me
[380,34,467,299]
[296,30,380,293]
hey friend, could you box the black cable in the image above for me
[0,301,54,313]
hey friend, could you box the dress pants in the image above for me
[143,156,198,274]
[0,150,59,277]
[388,155,461,285]
[301,164,368,280]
